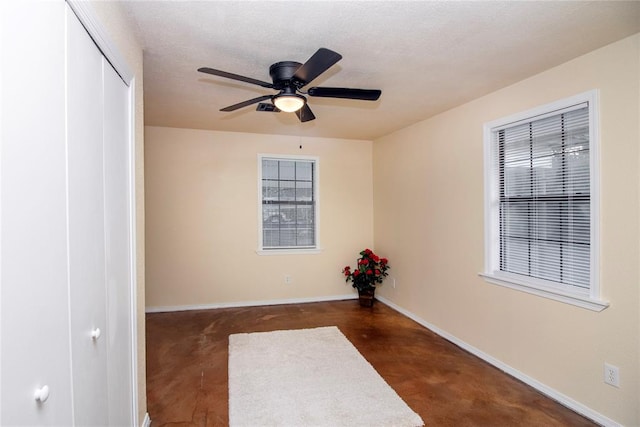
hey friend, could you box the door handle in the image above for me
[34,385,50,403]
[91,327,101,341]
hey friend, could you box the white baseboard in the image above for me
[145,294,357,313]
[141,412,151,427]
[375,295,620,427]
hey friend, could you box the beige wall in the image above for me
[145,127,373,308]
[373,34,640,425]
[87,2,147,424]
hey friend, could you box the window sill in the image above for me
[256,248,323,256]
[479,272,609,312]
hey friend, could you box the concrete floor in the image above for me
[145,299,596,426]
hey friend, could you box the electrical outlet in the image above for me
[392,277,397,289]
[604,363,620,388]
[284,274,292,285]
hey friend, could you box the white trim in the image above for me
[492,102,590,132]
[484,91,599,131]
[141,412,151,427]
[375,296,621,427]
[65,0,133,85]
[127,77,140,427]
[587,90,601,301]
[482,89,603,309]
[64,5,76,420]
[257,154,320,252]
[256,248,323,256]
[145,294,357,313]
[479,273,608,312]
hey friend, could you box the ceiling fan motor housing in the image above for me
[269,61,302,89]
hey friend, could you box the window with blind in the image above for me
[258,155,319,252]
[482,91,607,311]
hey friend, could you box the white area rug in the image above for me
[228,326,424,427]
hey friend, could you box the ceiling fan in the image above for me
[197,48,381,123]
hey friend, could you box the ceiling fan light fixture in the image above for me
[273,93,306,113]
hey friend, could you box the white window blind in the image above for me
[483,91,607,311]
[260,157,317,250]
[495,104,590,289]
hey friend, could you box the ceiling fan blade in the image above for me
[198,67,274,88]
[308,87,381,101]
[292,48,342,87]
[221,95,273,112]
[295,104,316,122]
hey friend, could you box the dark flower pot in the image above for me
[358,287,375,307]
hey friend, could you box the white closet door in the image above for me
[0,1,73,424]
[1,2,135,425]
[66,6,109,425]
[103,58,135,426]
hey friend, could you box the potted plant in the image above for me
[342,249,390,307]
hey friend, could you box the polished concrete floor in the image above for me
[146,299,596,426]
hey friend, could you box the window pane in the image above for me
[296,205,314,225]
[279,228,297,247]
[279,206,295,223]
[296,181,312,202]
[500,202,529,240]
[296,162,312,181]
[279,180,295,202]
[562,244,590,288]
[501,237,529,276]
[279,161,295,180]
[567,201,590,244]
[263,180,279,201]
[263,228,280,247]
[565,151,590,195]
[262,159,279,180]
[503,162,532,197]
[530,241,561,283]
[297,227,315,246]
[263,204,280,225]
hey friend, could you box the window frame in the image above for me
[481,90,608,311]
[256,154,321,255]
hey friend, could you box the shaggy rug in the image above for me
[228,326,424,427]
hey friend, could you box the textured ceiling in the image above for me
[121,1,640,141]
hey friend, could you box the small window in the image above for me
[258,155,319,253]
[482,91,607,311]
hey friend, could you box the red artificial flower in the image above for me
[341,249,390,290]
